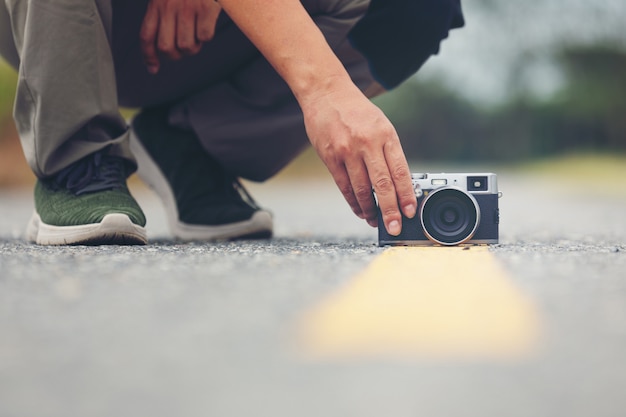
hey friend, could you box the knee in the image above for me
[425,0,466,42]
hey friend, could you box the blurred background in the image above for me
[0,0,625,188]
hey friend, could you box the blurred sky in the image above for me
[418,0,626,105]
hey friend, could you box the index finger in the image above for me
[368,142,416,236]
[384,140,417,219]
[368,156,403,236]
[139,6,160,74]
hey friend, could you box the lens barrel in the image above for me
[420,187,480,245]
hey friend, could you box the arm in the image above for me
[140,0,417,235]
[219,0,416,235]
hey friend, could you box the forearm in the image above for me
[217,0,356,105]
[219,0,416,236]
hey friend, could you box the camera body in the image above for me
[378,173,500,246]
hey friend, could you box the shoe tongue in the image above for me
[55,152,126,196]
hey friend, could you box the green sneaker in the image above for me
[130,106,273,241]
[26,150,147,245]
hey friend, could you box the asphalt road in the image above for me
[0,171,625,417]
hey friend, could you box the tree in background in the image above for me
[552,44,626,151]
[376,43,626,162]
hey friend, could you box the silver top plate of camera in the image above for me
[411,173,498,195]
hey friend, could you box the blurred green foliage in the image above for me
[0,60,17,128]
[375,43,626,162]
[1,44,625,163]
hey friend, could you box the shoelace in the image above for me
[53,150,126,196]
[230,177,261,210]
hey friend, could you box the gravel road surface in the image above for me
[1,171,625,417]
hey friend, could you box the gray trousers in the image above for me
[0,0,378,181]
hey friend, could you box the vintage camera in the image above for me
[378,173,500,246]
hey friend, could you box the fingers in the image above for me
[344,159,377,227]
[354,140,416,236]
[366,154,403,235]
[176,11,202,56]
[140,0,222,74]
[319,139,415,236]
[139,2,183,73]
[140,5,161,74]
[157,7,182,61]
[330,142,416,235]
[196,1,220,42]
[383,140,417,219]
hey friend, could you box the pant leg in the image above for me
[167,0,378,182]
[1,0,133,178]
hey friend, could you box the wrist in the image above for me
[293,71,358,109]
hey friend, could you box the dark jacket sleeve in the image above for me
[348,0,465,90]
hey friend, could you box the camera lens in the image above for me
[420,187,480,245]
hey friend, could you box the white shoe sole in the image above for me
[27,212,148,246]
[129,130,273,241]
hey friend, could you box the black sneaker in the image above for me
[130,107,273,241]
[26,150,147,245]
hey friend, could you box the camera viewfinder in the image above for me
[467,176,488,191]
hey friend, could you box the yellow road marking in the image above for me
[295,246,541,360]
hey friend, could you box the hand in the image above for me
[140,0,222,74]
[301,83,417,236]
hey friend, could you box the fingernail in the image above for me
[147,64,159,74]
[367,219,378,228]
[403,204,417,218]
[388,220,401,236]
